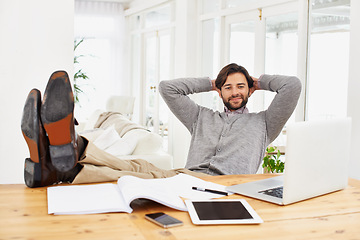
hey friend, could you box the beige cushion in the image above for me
[93,126,138,156]
[123,129,162,155]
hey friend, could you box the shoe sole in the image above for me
[21,89,42,187]
[41,71,76,172]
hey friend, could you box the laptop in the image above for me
[226,118,352,205]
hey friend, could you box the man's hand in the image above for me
[249,76,260,95]
[211,79,218,91]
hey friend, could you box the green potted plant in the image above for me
[73,38,89,104]
[262,146,285,173]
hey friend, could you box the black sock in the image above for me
[58,164,84,183]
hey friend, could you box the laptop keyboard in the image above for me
[259,186,283,198]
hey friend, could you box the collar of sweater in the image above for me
[224,105,249,117]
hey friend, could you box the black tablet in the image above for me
[185,199,263,225]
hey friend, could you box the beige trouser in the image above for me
[72,141,208,184]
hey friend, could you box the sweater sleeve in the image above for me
[259,74,302,143]
[159,77,212,132]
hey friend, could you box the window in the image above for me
[74,1,125,121]
[306,0,350,120]
[200,18,221,110]
[128,3,174,152]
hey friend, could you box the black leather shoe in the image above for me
[21,89,58,187]
[41,71,79,172]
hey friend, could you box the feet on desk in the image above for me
[21,89,58,188]
[41,71,79,173]
[21,71,85,188]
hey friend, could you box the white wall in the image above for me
[0,0,74,184]
[347,0,360,180]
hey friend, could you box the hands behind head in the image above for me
[249,76,260,95]
[211,79,218,91]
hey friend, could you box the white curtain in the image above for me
[74,0,126,121]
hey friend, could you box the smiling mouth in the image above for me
[229,97,243,102]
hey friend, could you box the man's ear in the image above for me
[216,88,222,98]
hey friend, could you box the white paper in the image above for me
[47,183,132,215]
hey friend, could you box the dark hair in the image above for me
[215,63,253,90]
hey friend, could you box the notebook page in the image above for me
[47,183,132,215]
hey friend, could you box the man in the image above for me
[159,63,301,175]
[21,63,301,188]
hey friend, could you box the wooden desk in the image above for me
[1,174,360,240]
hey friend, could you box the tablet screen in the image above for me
[185,199,263,225]
[192,201,253,220]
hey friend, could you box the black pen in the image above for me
[192,187,228,196]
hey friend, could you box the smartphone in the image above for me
[145,212,183,228]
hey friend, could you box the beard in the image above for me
[222,93,249,111]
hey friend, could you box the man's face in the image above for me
[218,72,251,111]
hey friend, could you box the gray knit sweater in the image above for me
[159,74,301,175]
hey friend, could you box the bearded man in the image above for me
[159,63,301,175]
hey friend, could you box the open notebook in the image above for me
[47,173,229,215]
